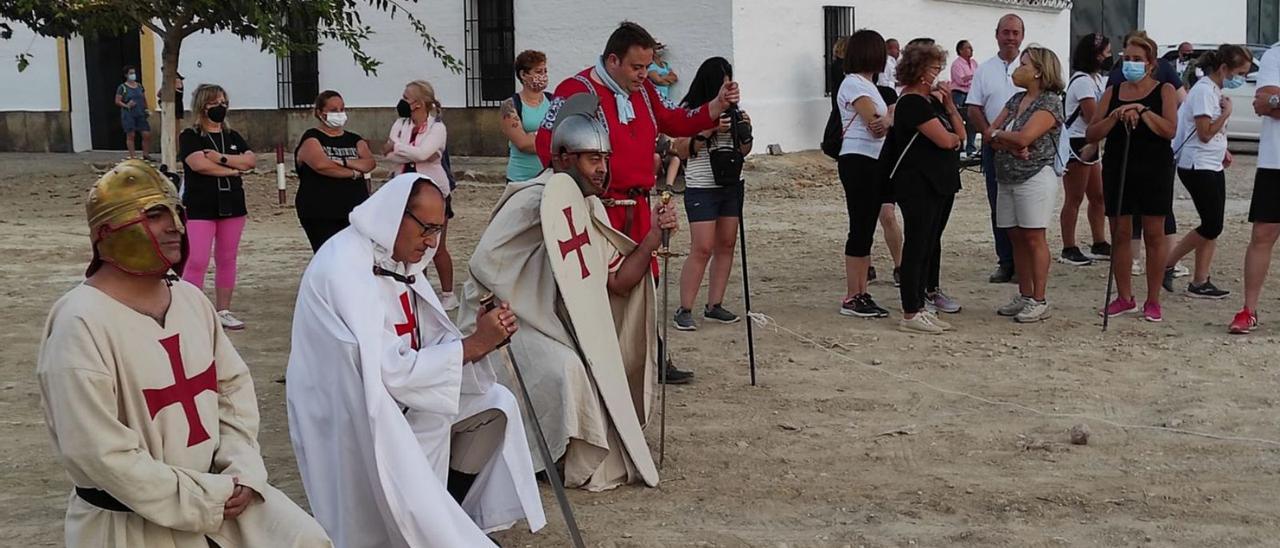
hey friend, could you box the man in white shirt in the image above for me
[1175,42,1194,81]
[880,38,900,86]
[1231,44,1280,334]
[965,13,1024,284]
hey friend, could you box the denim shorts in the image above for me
[121,112,150,133]
[684,185,744,223]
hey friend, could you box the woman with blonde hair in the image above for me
[1086,31,1178,322]
[987,46,1066,323]
[179,83,256,330]
[384,79,458,309]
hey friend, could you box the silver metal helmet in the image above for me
[550,94,611,155]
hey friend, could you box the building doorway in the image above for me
[1070,0,1139,66]
[83,29,142,151]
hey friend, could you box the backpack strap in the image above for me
[1064,73,1088,127]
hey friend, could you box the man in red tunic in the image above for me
[536,21,740,383]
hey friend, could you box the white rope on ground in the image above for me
[746,312,1280,449]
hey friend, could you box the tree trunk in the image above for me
[159,35,182,170]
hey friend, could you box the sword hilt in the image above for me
[659,191,673,249]
[479,292,511,348]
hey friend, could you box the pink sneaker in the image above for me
[1100,297,1137,318]
[1143,301,1163,323]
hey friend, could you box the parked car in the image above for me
[1159,43,1270,141]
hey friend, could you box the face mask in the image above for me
[1100,56,1115,71]
[1224,74,1246,89]
[396,99,413,118]
[1012,66,1035,88]
[323,111,348,128]
[126,73,137,82]
[1121,61,1147,82]
[525,73,549,92]
[207,105,228,123]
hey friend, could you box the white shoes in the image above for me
[1172,262,1190,278]
[1014,298,1051,323]
[898,313,943,334]
[997,294,1031,317]
[217,310,245,330]
[439,291,459,311]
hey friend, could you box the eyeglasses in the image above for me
[404,210,444,238]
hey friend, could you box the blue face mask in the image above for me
[1121,61,1146,82]
[1224,74,1246,89]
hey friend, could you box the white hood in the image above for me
[348,172,451,276]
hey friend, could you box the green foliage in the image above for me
[0,0,461,74]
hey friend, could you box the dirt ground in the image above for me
[3,149,1280,547]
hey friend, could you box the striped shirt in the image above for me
[685,132,735,189]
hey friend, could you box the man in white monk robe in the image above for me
[459,95,678,491]
[286,172,546,548]
[36,159,332,548]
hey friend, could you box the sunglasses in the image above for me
[404,210,444,238]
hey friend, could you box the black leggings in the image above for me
[300,217,350,252]
[838,153,882,257]
[898,190,953,314]
[1176,168,1226,240]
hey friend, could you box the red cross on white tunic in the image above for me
[142,335,218,447]
[394,291,419,350]
[557,206,592,279]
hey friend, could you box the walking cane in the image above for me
[479,294,585,548]
[725,104,759,386]
[658,191,673,469]
[1102,124,1132,332]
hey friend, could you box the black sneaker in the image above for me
[1059,246,1093,266]
[1188,279,1230,299]
[1089,241,1112,260]
[673,308,697,331]
[703,303,741,324]
[1162,267,1176,293]
[893,267,902,288]
[868,265,878,283]
[840,294,887,318]
[661,363,694,384]
[988,264,1015,284]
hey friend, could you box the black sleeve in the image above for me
[877,85,898,106]
[895,94,932,130]
[178,129,203,159]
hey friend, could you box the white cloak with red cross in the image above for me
[37,281,332,548]
[286,173,545,548]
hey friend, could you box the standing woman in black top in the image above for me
[179,84,256,330]
[295,90,376,251]
[891,43,965,335]
[1086,31,1178,322]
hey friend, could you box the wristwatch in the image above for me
[1269,94,1279,110]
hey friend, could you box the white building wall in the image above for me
[162,30,286,110]
[67,36,92,151]
[1141,0,1246,47]
[0,24,63,111]
[732,0,1071,153]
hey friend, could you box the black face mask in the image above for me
[396,99,413,118]
[207,105,228,123]
[1100,56,1116,71]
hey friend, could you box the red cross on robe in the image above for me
[394,291,419,350]
[557,206,592,279]
[142,334,219,447]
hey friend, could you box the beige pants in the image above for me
[450,409,506,474]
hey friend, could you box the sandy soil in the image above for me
[3,149,1280,547]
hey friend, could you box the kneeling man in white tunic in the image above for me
[37,160,332,548]
[286,172,546,548]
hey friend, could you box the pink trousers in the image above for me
[182,216,246,290]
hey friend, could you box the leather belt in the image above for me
[76,487,132,512]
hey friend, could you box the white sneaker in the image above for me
[1131,257,1144,276]
[1014,298,1051,323]
[439,291,459,311]
[898,313,943,334]
[217,310,245,330]
[922,310,954,331]
[1172,262,1190,278]
[997,294,1030,317]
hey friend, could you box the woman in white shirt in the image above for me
[835,29,892,319]
[383,80,458,309]
[1164,44,1253,299]
[1060,33,1112,267]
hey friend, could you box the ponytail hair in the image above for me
[1197,44,1253,74]
[404,79,442,117]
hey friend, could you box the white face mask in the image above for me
[323,111,348,129]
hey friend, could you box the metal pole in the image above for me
[658,191,672,469]
[480,294,585,548]
[726,103,758,385]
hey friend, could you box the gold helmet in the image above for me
[86,159,186,276]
